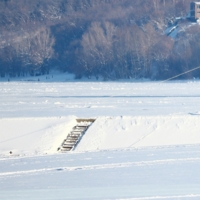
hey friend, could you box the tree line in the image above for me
[0,0,200,80]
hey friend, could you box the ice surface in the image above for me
[1,146,200,199]
[1,81,200,199]
[1,81,200,118]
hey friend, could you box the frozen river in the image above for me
[1,80,200,199]
[1,145,200,200]
[1,81,200,118]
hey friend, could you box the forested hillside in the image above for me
[0,0,200,80]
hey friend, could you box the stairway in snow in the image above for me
[58,119,95,152]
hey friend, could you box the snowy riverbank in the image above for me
[1,81,200,199]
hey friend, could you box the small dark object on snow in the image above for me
[9,151,12,154]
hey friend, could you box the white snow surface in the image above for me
[76,115,200,151]
[0,117,77,156]
[1,80,200,199]
[165,20,200,39]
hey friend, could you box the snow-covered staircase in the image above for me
[58,119,95,152]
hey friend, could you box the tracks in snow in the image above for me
[1,157,200,177]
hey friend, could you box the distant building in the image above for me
[190,2,200,20]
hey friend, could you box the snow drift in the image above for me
[0,116,77,156]
[76,115,200,151]
[1,115,200,156]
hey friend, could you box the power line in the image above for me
[161,66,200,82]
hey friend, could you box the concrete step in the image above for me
[61,147,72,151]
[63,144,74,148]
[68,135,80,137]
[65,139,77,142]
[71,131,82,133]
[58,119,96,152]
[75,125,88,127]
[70,134,82,137]
[64,141,77,144]
[74,126,88,129]
[70,131,81,134]
[67,138,79,142]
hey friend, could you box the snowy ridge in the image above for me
[76,115,200,152]
[1,115,200,156]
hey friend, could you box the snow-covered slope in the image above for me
[76,115,200,151]
[165,18,200,39]
[0,117,77,156]
[1,81,200,156]
[1,115,200,156]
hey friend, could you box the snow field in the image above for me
[76,115,200,151]
[1,81,200,118]
[1,81,200,199]
[1,145,200,199]
[0,117,77,156]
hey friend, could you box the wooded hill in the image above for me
[0,0,200,80]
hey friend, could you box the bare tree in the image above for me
[80,21,116,78]
[29,28,55,73]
